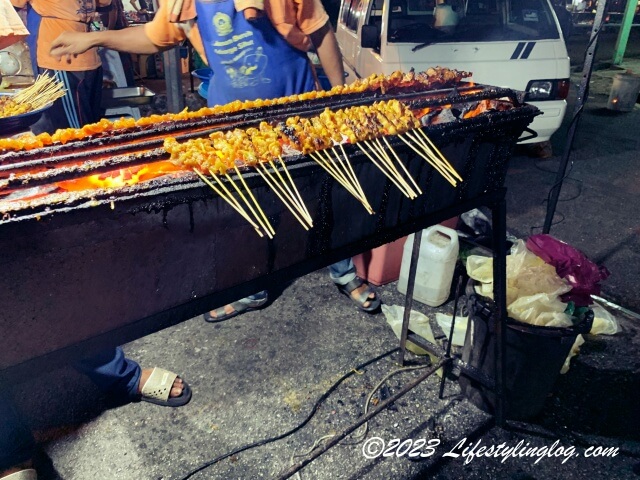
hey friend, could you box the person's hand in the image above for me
[49,31,96,62]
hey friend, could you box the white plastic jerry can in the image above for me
[397,225,459,307]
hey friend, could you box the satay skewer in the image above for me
[357,143,413,199]
[193,168,264,237]
[370,138,417,198]
[276,156,312,224]
[310,151,373,214]
[382,136,422,195]
[331,147,367,206]
[323,149,372,213]
[398,135,457,186]
[404,130,452,174]
[256,165,311,230]
[231,166,275,237]
[415,129,463,181]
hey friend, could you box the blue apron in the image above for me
[195,0,316,106]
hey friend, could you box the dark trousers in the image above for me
[0,347,140,471]
[31,67,105,135]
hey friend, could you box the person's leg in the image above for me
[79,67,106,125]
[31,68,105,135]
[74,346,141,401]
[329,258,380,311]
[203,290,269,322]
[0,392,35,476]
[328,258,357,286]
[74,347,186,403]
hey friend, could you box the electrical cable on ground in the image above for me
[274,358,451,480]
[289,362,432,480]
[174,347,399,480]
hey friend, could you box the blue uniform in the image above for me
[195,0,316,106]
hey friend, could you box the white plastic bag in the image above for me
[466,239,572,327]
[435,312,468,346]
[590,304,619,335]
[561,334,585,374]
[382,304,444,376]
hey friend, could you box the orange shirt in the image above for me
[145,0,328,61]
[11,0,112,71]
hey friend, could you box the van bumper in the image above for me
[518,100,567,143]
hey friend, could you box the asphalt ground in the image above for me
[6,27,640,480]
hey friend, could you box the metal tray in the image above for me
[0,92,52,136]
[101,87,155,109]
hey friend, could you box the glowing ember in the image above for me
[56,161,182,191]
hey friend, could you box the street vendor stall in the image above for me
[0,70,538,418]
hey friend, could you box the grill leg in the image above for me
[399,229,423,366]
[491,196,508,427]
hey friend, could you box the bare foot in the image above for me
[138,368,184,398]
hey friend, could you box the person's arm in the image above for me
[309,21,344,87]
[130,0,141,11]
[50,25,163,60]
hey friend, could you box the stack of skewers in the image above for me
[0,73,66,118]
[164,99,462,238]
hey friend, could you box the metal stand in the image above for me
[398,190,509,426]
[542,0,608,234]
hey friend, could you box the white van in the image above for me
[336,0,571,143]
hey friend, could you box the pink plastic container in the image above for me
[352,217,458,286]
[353,236,407,286]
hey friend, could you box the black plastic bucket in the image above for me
[459,283,593,420]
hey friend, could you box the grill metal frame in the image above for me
[0,87,537,385]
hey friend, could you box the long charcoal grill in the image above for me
[0,83,537,388]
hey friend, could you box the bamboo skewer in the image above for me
[310,151,373,214]
[382,136,422,195]
[323,149,373,214]
[215,170,273,238]
[256,165,311,230]
[366,139,414,197]
[231,166,275,237]
[405,130,451,173]
[371,138,416,198]
[316,150,354,194]
[309,151,355,196]
[405,129,461,184]
[358,142,413,198]
[212,171,271,236]
[398,135,457,186]
[415,129,463,182]
[193,168,264,237]
[310,151,354,194]
[270,158,312,225]
[264,161,312,227]
[331,147,367,205]
[277,156,312,223]
[12,73,66,111]
[358,143,412,198]
[322,150,362,207]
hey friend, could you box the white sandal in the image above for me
[2,469,37,480]
[139,367,192,407]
